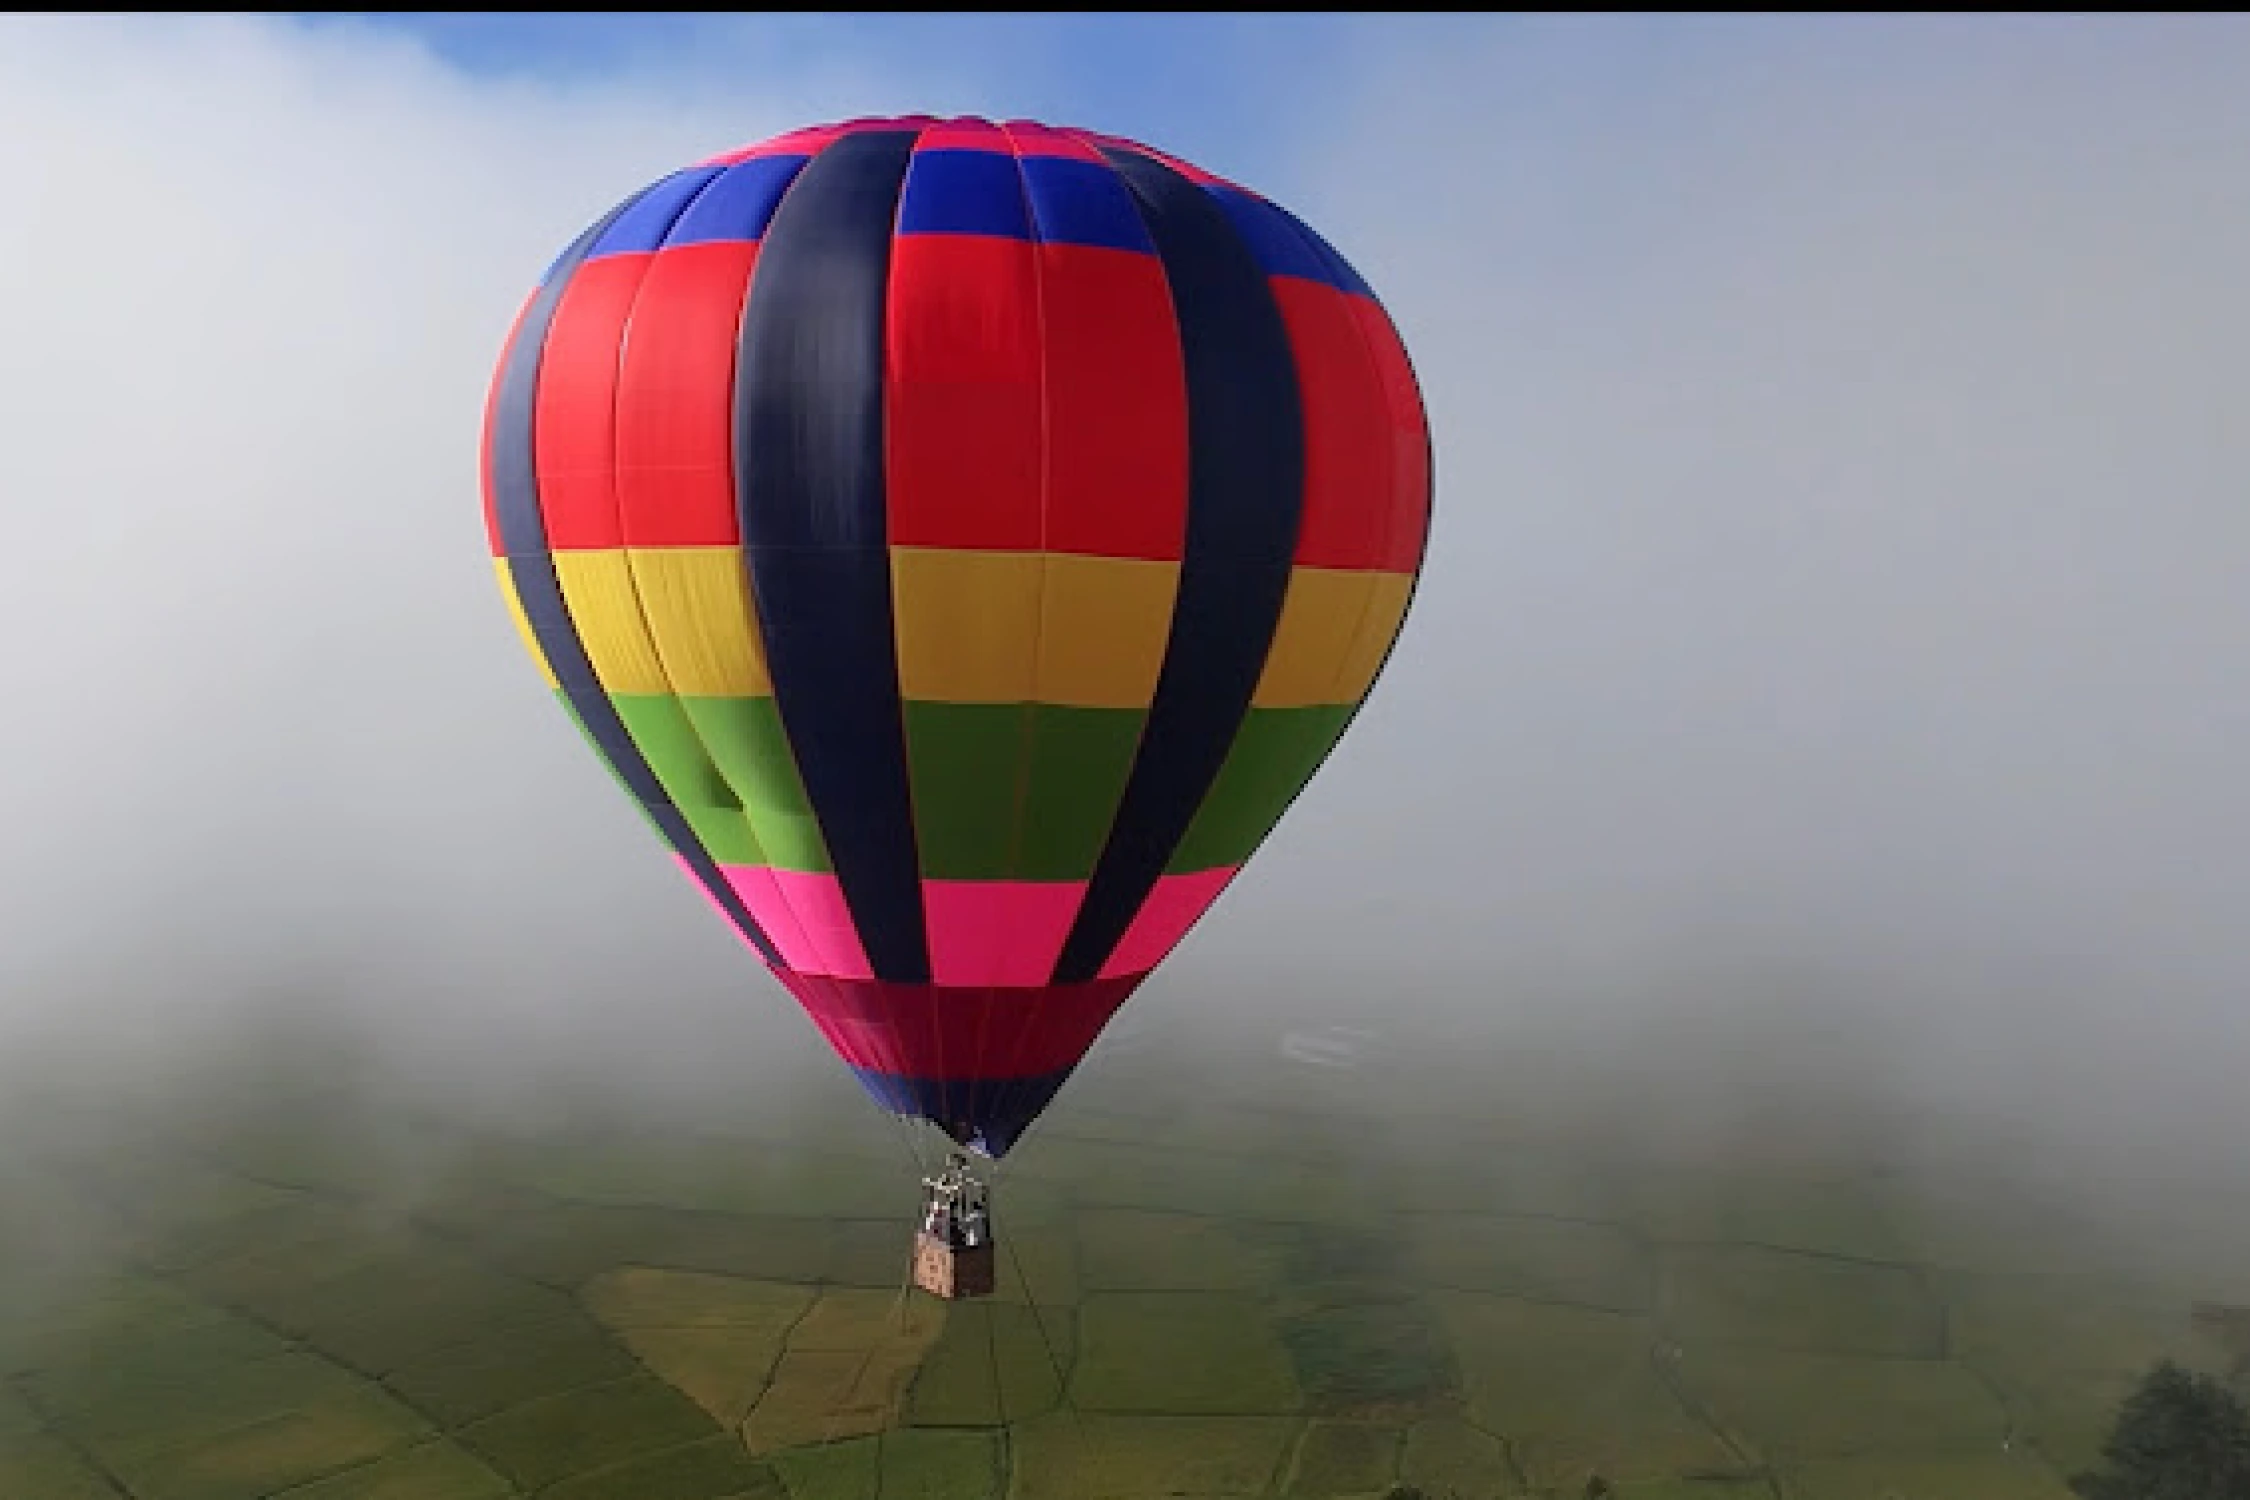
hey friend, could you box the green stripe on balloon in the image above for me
[1166,704,1355,873]
[901,702,1149,881]
[605,693,831,872]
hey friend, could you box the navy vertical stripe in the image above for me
[849,1066,1074,1159]
[734,129,933,984]
[489,189,784,969]
[1052,148,1308,984]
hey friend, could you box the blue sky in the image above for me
[289,11,1489,195]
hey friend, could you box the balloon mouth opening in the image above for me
[937,1119,1005,1160]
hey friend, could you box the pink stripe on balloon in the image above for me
[1098,866,1241,980]
[700,861,812,969]
[999,120,1110,162]
[913,117,1010,153]
[698,116,943,167]
[921,879,1088,988]
[716,864,874,980]
[674,855,789,966]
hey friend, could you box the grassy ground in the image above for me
[0,1013,2242,1499]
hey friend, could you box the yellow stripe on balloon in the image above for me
[890,547,1179,709]
[1252,566,1415,708]
[547,548,671,695]
[1033,552,1178,708]
[890,547,1042,703]
[1329,568,1414,705]
[626,546,771,698]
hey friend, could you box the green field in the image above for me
[0,1006,2243,1499]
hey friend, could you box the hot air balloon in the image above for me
[481,116,1431,1296]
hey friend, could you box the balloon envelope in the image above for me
[482,116,1431,1156]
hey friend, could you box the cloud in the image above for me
[0,13,958,1106]
[1194,15,2250,1156]
[2,12,2247,1180]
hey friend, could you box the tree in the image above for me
[2071,1360,2250,1500]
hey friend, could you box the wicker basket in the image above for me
[913,1230,996,1300]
